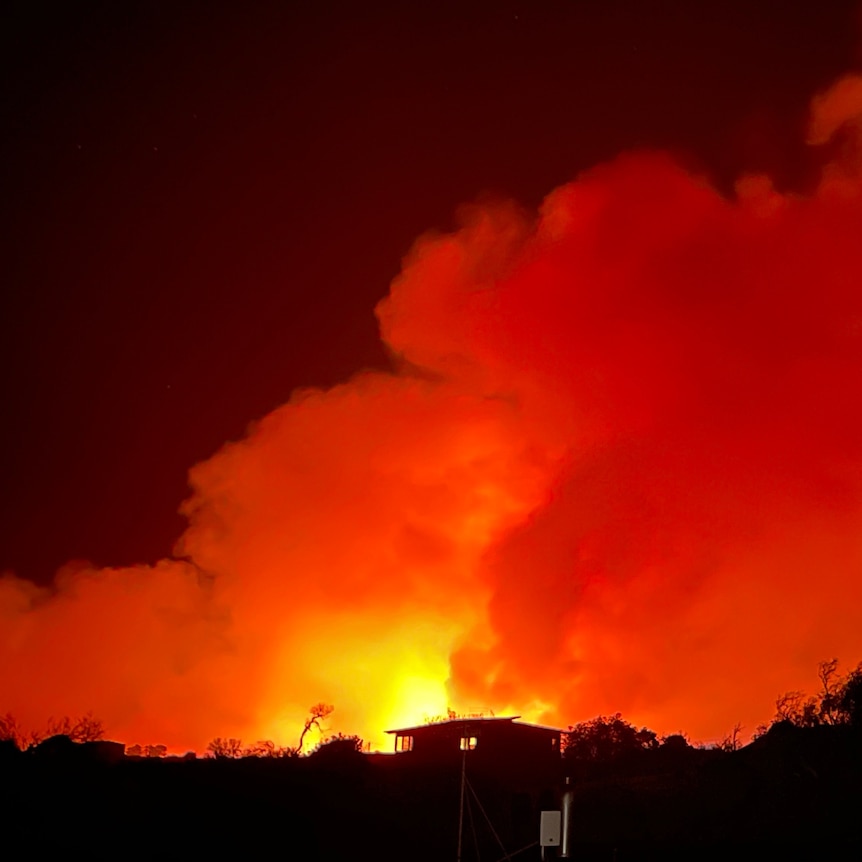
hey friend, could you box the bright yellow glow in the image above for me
[380,671,450,732]
[257,610,463,753]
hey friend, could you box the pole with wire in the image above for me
[456,748,467,862]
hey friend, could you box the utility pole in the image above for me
[560,777,576,858]
[456,749,467,862]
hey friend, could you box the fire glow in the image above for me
[4,76,862,752]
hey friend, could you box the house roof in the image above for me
[385,715,564,735]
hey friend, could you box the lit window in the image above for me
[460,736,478,751]
[396,735,413,752]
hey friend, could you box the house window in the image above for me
[460,736,478,751]
[396,735,413,752]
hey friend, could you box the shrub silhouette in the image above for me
[310,732,364,761]
[207,737,243,759]
[564,713,658,770]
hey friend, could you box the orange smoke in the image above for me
[807,73,862,145]
[4,76,862,750]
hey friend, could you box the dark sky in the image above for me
[2,0,859,584]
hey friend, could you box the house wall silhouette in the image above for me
[386,715,561,772]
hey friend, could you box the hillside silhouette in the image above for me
[1,662,861,859]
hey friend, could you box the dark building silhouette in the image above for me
[387,714,563,791]
[387,714,561,761]
[386,716,563,856]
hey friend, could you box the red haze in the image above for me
[4,76,862,750]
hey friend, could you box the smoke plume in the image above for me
[4,76,862,750]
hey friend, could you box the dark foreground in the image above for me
[2,724,861,860]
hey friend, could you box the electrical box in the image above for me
[540,810,561,847]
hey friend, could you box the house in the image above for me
[386,715,562,772]
[386,715,563,853]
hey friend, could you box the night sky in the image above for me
[2,1,858,584]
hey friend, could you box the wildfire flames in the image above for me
[4,77,862,752]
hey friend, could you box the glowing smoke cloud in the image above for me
[3,76,862,750]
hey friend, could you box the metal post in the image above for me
[560,776,575,858]
[456,749,466,862]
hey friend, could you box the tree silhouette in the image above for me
[837,664,862,726]
[773,659,862,728]
[45,712,105,742]
[774,690,819,727]
[297,703,334,752]
[204,704,337,759]
[816,659,843,725]
[717,723,744,752]
[0,713,24,749]
[145,744,168,758]
[0,712,103,749]
[564,713,658,766]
